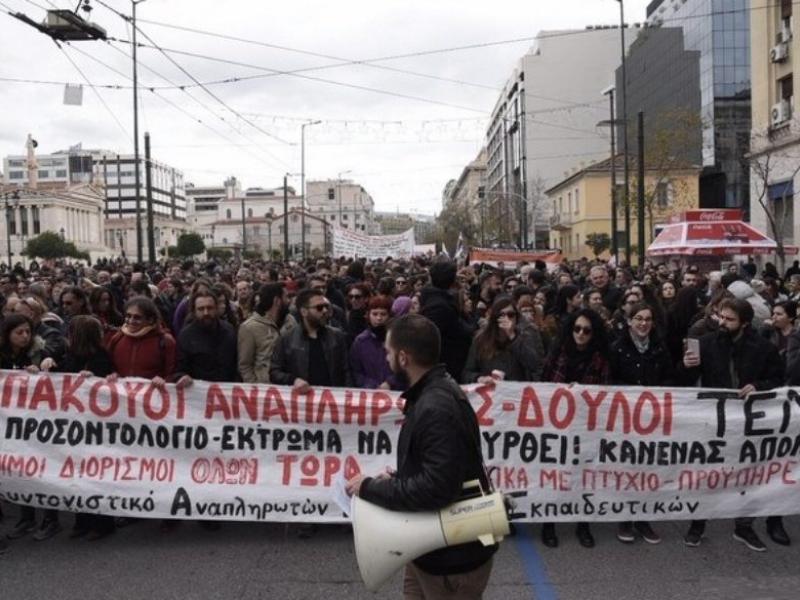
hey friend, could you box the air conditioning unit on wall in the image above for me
[771,43,789,63]
[772,99,792,127]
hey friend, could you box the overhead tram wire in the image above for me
[69,41,294,175]
[56,43,131,140]
[92,0,293,153]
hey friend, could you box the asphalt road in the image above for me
[1,505,799,599]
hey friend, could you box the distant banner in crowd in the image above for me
[332,227,415,260]
[468,248,562,268]
[1,372,799,523]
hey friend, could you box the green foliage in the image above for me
[242,249,262,260]
[175,233,205,257]
[584,232,611,258]
[23,232,88,260]
[207,247,233,261]
[166,245,178,258]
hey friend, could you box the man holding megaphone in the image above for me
[346,313,499,599]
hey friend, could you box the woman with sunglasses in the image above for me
[541,308,610,549]
[609,302,674,546]
[345,283,371,345]
[462,297,543,384]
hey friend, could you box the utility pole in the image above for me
[300,120,320,262]
[132,0,146,264]
[637,111,646,269]
[617,0,631,265]
[144,132,155,264]
[283,174,289,259]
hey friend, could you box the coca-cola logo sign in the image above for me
[698,211,727,221]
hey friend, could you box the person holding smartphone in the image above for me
[680,298,784,551]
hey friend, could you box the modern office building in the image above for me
[486,26,640,248]
[646,0,751,213]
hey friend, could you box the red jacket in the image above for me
[107,327,176,379]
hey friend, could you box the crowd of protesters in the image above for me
[2,252,800,555]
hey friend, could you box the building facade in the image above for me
[4,143,187,222]
[186,177,240,229]
[749,0,799,254]
[306,179,376,235]
[546,156,700,261]
[486,26,640,248]
[646,0,751,212]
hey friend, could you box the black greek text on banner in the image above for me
[0,371,799,522]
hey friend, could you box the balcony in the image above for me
[549,213,572,230]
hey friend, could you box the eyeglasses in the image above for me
[573,325,592,335]
[124,313,144,322]
[309,303,330,312]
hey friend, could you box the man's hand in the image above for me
[683,350,700,368]
[40,357,57,372]
[378,381,391,390]
[375,466,395,481]
[176,375,193,389]
[738,384,756,398]
[345,474,366,497]
[477,375,495,385]
[151,376,167,389]
[293,378,310,394]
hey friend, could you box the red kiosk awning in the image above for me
[647,210,798,257]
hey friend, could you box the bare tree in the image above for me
[750,125,800,272]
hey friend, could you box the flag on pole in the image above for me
[454,232,465,260]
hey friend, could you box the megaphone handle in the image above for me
[461,479,484,496]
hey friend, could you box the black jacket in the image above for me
[35,322,65,363]
[269,324,351,386]
[360,365,496,576]
[785,330,800,386]
[609,332,675,386]
[60,348,114,378]
[420,286,475,380]
[679,327,784,390]
[175,319,239,382]
[462,326,543,383]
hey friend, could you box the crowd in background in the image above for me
[2,252,800,554]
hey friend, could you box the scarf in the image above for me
[631,334,650,354]
[121,324,156,338]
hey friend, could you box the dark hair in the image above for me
[60,286,89,313]
[0,314,33,351]
[296,288,324,310]
[123,297,161,325]
[346,261,365,281]
[474,297,517,361]
[129,280,152,298]
[528,270,546,286]
[429,259,457,290]
[89,286,123,326]
[718,297,754,325]
[387,313,440,368]
[560,308,608,356]
[191,289,218,312]
[511,285,533,303]
[68,315,104,358]
[255,283,284,316]
[775,300,799,321]
[554,284,580,316]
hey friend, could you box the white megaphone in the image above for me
[352,480,510,592]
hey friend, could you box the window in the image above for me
[226,209,231,219]
[55,169,67,178]
[769,181,794,241]
[20,208,28,236]
[567,191,572,214]
[9,172,23,180]
[328,188,335,200]
[32,206,40,234]
[223,237,228,244]
[574,189,580,214]
[247,208,253,218]
[343,214,348,220]
[8,209,16,235]
[278,226,284,234]
[782,0,792,19]
[330,215,336,221]
[655,182,672,209]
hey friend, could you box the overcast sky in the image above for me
[0,0,651,215]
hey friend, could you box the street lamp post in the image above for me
[300,120,321,262]
[337,170,352,227]
[131,0,146,264]
[3,191,20,269]
[600,85,620,263]
[616,0,632,265]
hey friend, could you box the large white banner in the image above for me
[332,227,415,260]
[1,372,799,522]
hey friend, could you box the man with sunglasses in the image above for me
[270,288,351,393]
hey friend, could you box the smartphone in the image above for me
[686,338,700,359]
